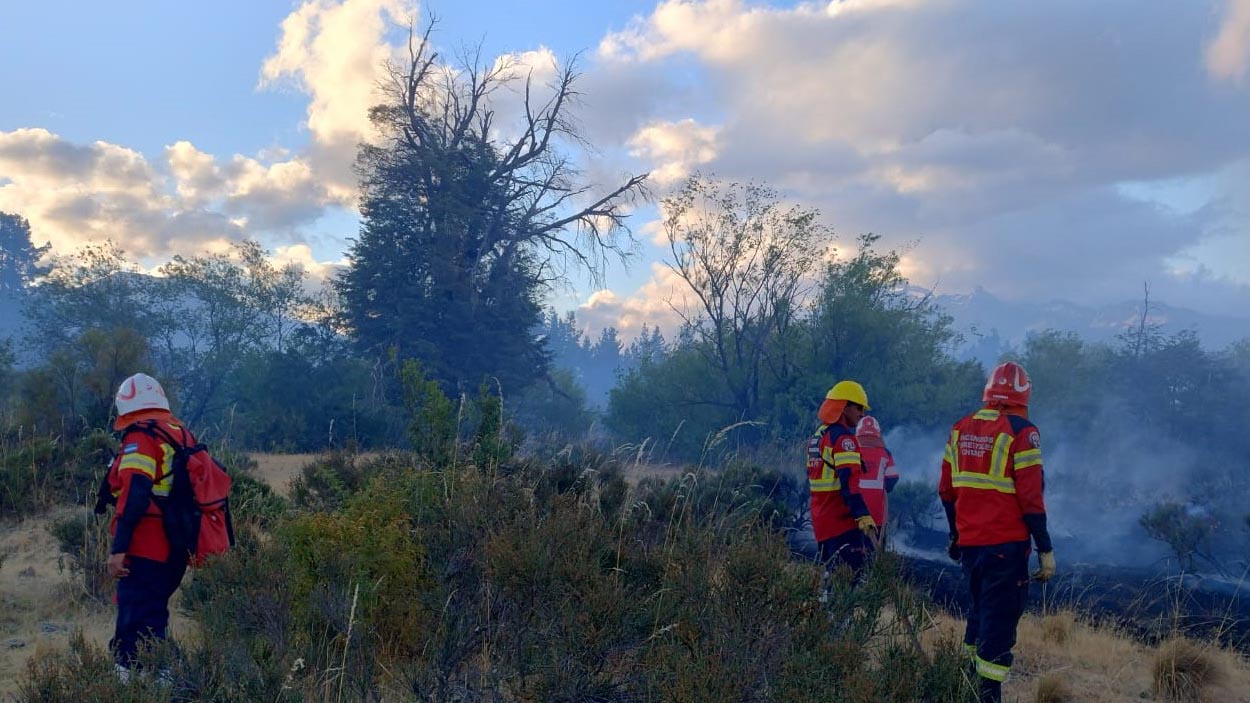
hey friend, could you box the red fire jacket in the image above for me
[938,407,1048,548]
[858,445,898,526]
[108,419,195,563]
[807,422,871,542]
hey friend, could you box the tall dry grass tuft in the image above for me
[1034,673,1074,703]
[1040,611,1075,646]
[1152,637,1225,703]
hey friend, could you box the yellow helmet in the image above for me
[826,380,870,410]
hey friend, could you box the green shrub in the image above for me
[890,479,941,534]
[0,431,115,518]
[49,511,113,604]
[25,451,977,702]
[1140,501,1218,571]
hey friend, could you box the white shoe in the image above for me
[114,664,131,684]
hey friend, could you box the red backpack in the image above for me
[137,422,235,567]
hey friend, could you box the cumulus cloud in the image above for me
[259,0,412,146]
[0,0,419,268]
[259,0,416,200]
[589,0,1250,317]
[1208,0,1250,82]
[576,262,694,340]
[629,119,720,186]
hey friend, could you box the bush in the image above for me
[1140,502,1218,571]
[1152,638,1224,703]
[0,431,115,518]
[49,511,114,604]
[228,472,288,527]
[23,452,977,702]
[890,479,941,534]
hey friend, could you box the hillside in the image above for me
[3,452,1249,702]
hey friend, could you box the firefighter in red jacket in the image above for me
[807,381,878,576]
[939,362,1056,703]
[855,415,899,533]
[104,373,193,678]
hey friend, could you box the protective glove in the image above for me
[1032,551,1056,582]
[856,515,877,534]
[947,533,962,562]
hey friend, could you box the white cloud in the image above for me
[259,0,413,148]
[629,119,720,186]
[1208,0,1250,82]
[272,242,348,284]
[576,262,694,340]
[591,0,1250,318]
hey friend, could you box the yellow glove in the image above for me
[1033,551,1056,582]
[856,515,877,534]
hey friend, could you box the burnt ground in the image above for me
[790,527,1250,652]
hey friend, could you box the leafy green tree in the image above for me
[802,234,981,433]
[17,327,150,433]
[158,241,311,426]
[0,212,49,293]
[609,227,981,458]
[402,359,457,466]
[662,175,831,423]
[25,242,159,355]
[512,367,593,438]
[338,27,647,394]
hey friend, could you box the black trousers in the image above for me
[818,528,874,576]
[112,555,188,668]
[961,540,1030,695]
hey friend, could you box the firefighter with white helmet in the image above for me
[103,373,193,679]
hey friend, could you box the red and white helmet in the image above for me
[115,373,170,417]
[983,361,1031,407]
[856,415,884,448]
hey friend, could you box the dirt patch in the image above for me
[247,452,318,496]
[0,510,192,697]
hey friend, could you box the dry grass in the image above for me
[1152,638,1225,703]
[247,452,319,496]
[927,609,1250,703]
[1041,611,1075,646]
[0,510,193,698]
[1035,673,1074,703]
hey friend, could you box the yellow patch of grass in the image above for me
[1035,673,1073,703]
[1041,611,1075,646]
[929,609,1250,703]
[1152,637,1225,703]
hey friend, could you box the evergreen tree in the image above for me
[0,212,49,293]
[337,26,646,393]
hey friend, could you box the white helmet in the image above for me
[115,373,170,417]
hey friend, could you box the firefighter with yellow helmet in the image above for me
[806,380,878,575]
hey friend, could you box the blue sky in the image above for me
[2,0,1249,338]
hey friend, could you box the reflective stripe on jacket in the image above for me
[108,419,194,563]
[937,407,1046,547]
[807,422,867,542]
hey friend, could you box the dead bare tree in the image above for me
[339,22,649,390]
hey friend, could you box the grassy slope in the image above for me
[2,453,1247,702]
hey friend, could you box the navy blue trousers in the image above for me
[112,556,188,668]
[818,528,874,577]
[961,540,1030,698]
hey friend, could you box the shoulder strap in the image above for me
[132,419,195,450]
[1006,414,1036,435]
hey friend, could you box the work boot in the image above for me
[977,676,1002,703]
